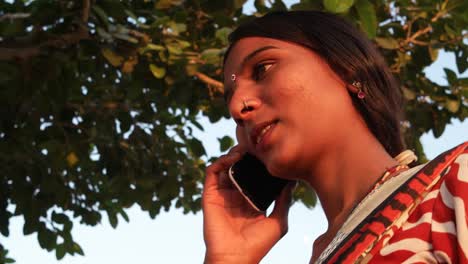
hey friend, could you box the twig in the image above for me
[411,40,429,46]
[401,2,446,48]
[431,0,448,22]
[82,0,90,23]
[0,13,30,22]
[194,72,224,94]
[405,26,432,46]
[0,26,90,61]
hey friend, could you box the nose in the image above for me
[229,92,261,126]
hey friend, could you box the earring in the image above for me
[231,74,236,82]
[352,81,365,99]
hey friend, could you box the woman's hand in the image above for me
[202,147,296,264]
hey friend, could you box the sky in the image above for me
[2,2,468,264]
[2,47,468,264]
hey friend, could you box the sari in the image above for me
[316,141,468,263]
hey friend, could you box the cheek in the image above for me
[235,126,249,147]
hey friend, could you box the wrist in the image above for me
[204,252,258,264]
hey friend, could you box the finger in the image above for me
[227,143,248,156]
[218,169,234,189]
[204,152,241,189]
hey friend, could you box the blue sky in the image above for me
[2,1,468,262]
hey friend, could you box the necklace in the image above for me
[350,148,419,215]
[315,164,413,264]
[315,150,418,264]
[346,163,409,220]
[368,164,409,195]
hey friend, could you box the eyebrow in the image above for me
[224,45,280,102]
[240,45,279,69]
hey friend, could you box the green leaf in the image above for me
[72,243,84,256]
[167,44,183,55]
[107,211,118,228]
[119,209,130,222]
[0,211,11,236]
[38,228,56,250]
[201,49,222,65]
[301,185,317,208]
[149,64,166,79]
[272,0,287,11]
[165,22,187,36]
[52,212,69,224]
[254,0,269,13]
[23,219,36,235]
[113,33,139,44]
[66,152,79,167]
[323,0,355,13]
[444,68,457,85]
[445,99,460,113]
[55,244,66,260]
[91,5,110,29]
[101,48,124,67]
[235,0,248,9]
[155,0,184,9]
[402,87,416,100]
[455,48,468,73]
[428,46,439,62]
[355,0,377,38]
[432,121,446,138]
[146,44,165,51]
[375,37,400,49]
[218,136,234,152]
[190,119,204,131]
[188,138,206,157]
[215,27,233,46]
[444,24,457,38]
[185,64,198,76]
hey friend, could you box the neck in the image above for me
[302,132,397,232]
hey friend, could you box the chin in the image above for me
[264,151,298,180]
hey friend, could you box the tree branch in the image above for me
[82,0,91,23]
[402,3,447,48]
[405,26,432,46]
[0,13,30,22]
[0,26,90,61]
[194,72,224,94]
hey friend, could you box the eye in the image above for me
[252,61,274,81]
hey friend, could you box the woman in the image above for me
[202,11,468,263]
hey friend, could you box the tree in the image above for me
[0,0,466,261]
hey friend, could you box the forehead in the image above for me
[223,37,295,80]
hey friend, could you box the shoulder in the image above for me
[416,141,467,186]
[432,142,468,211]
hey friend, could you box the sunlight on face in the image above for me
[224,37,363,179]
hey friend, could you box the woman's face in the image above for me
[223,37,360,179]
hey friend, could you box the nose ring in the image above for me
[242,100,249,110]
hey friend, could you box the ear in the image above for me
[347,81,362,94]
[347,83,359,93]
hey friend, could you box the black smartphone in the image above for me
[228,153,293,212]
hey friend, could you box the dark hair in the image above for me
[224,11,405,157]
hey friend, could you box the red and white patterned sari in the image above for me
[317,142,468,263]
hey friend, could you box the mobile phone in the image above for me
[228,153,293,212]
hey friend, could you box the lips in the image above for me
[250,120,278,147]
